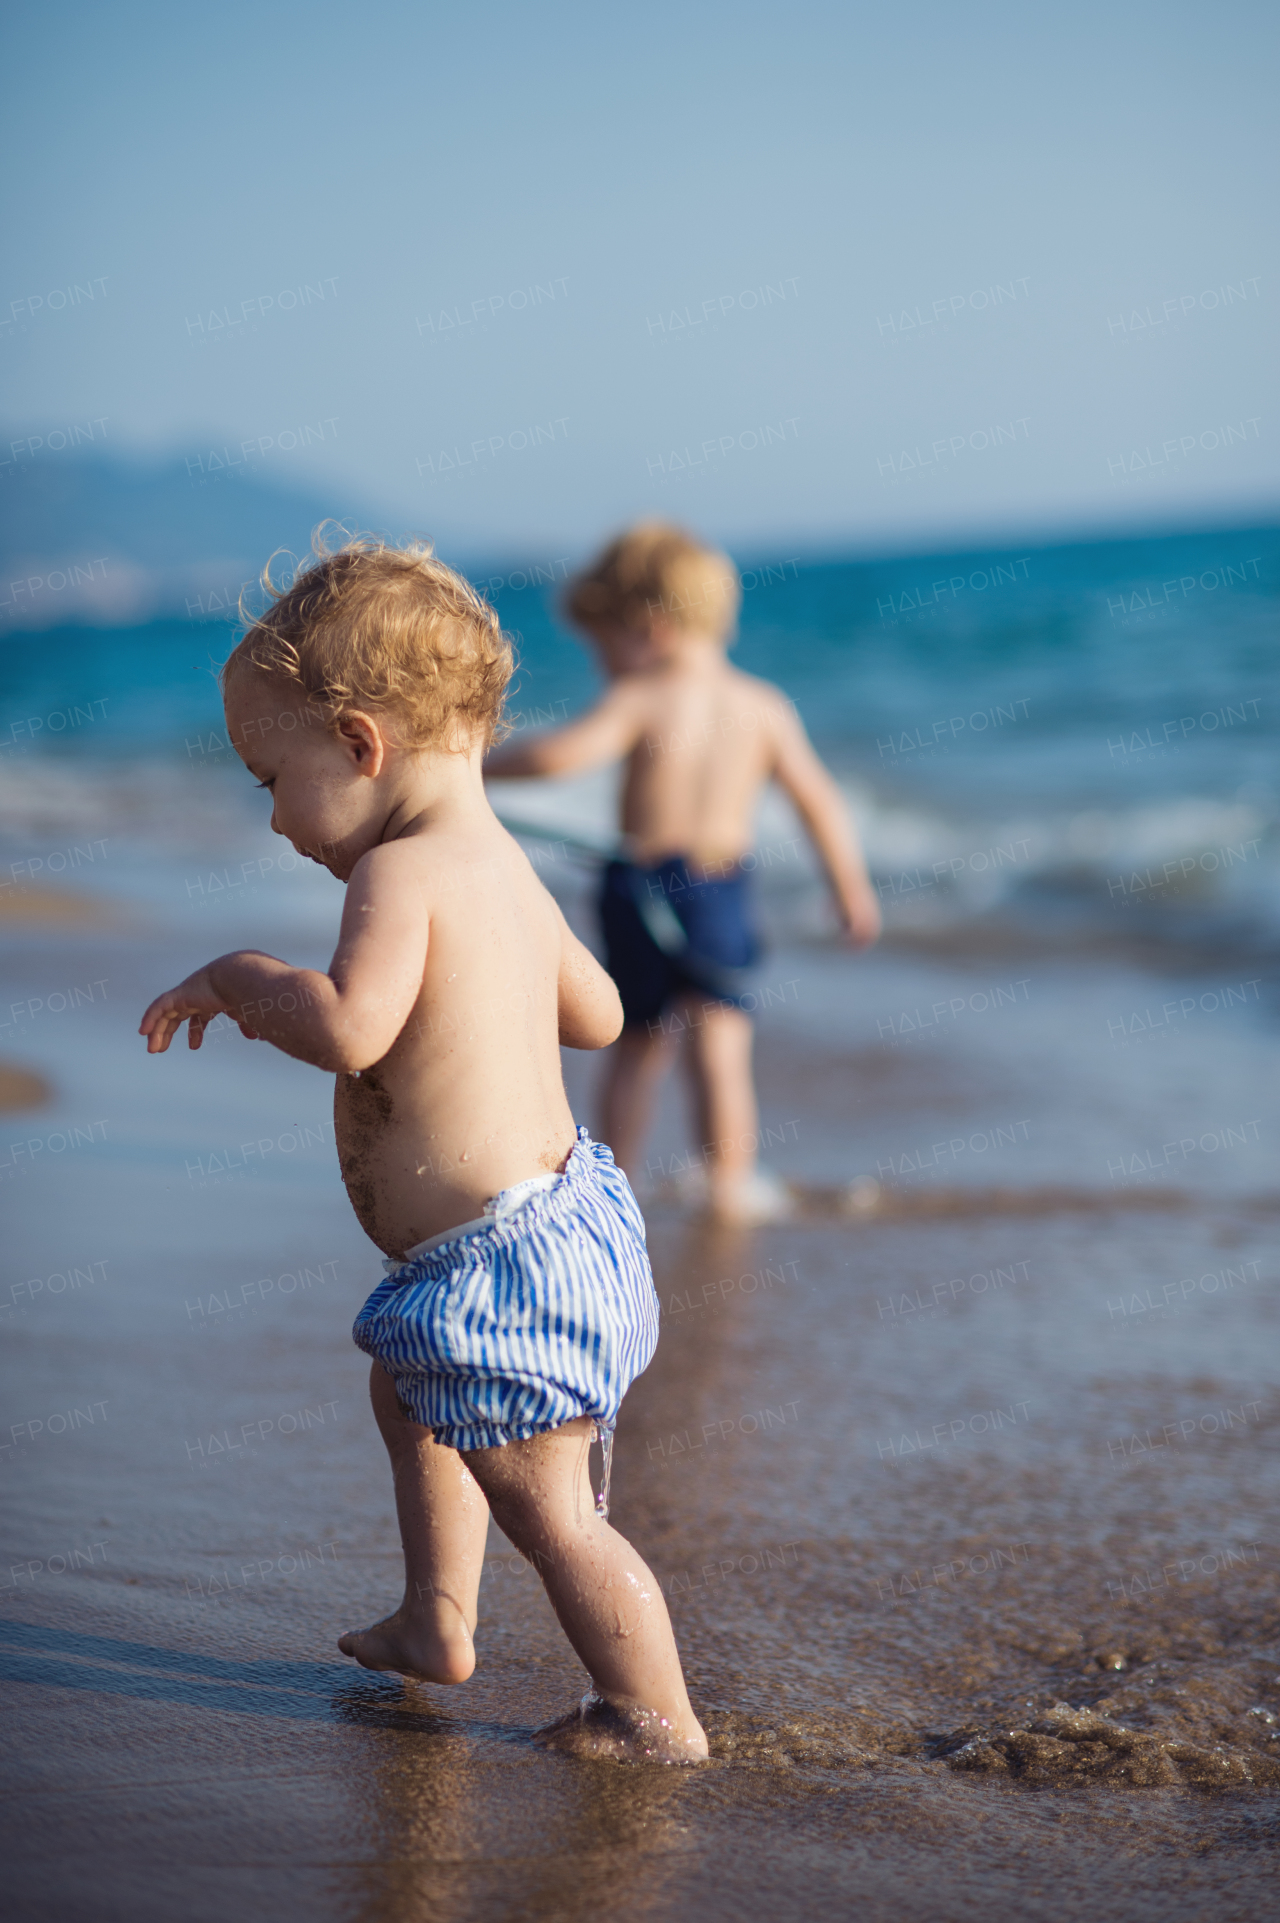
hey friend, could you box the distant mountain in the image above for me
[0,443,378,630]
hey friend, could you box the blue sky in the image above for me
[4,0,1277,558]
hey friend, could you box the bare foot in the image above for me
[534,1690,709,1764]
[706,1169,792,1226]
[338,1604,475,1684]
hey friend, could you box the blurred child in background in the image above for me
[486,522,880,1223]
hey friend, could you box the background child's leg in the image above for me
[599,1022,679,1181]
[681,1001,758,1213]
[339,1362,490,1683]
[463,1416,708,1760]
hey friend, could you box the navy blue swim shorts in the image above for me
[599,855,763,1028]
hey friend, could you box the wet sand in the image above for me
[3,907,1278,1921]
[0,1064,51,1111]
[0,893,113,927]
[0,887,108,1110]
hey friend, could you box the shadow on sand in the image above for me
[0,1618,523,1739]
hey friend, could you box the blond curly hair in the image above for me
[223,528,514,748]
[565,521,740,640]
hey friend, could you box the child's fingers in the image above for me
[141,980,226,1055]
[147,1003,197,1053]
[141,991,190,1037]
[141,1004,174,1048]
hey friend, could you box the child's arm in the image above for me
[139,844,428,1071]
[485,682,647,780]
[768,700,882,948]
[555,914,624,1049]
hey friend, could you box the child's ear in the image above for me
[336,711,386,777]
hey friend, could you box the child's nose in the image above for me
[270,808,283,835]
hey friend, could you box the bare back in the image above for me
[617,656,788,866]
[334,820,583,1258]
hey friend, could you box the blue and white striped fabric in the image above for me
[351,1127,660,1451]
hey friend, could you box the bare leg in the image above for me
[681,1001,760,1220]
[338,1363,490,1683]
[463,1416,708,1762]
[599,1021,679,1183]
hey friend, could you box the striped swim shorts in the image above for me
[351,1127,660,1452]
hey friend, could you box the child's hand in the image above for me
[139,967,233,1054]
[839,887,883,950]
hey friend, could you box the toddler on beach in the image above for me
[485,523,881,1223]
[139,536,707,1763]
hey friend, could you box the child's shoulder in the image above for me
[721,658,786,696]
[641,654,785,702]
[619,656,794,735]
[342,834,436,915]
[349,818,520,899]
[717,659,795,722]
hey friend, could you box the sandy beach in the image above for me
[2,827,1277,1918]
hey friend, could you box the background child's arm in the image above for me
[485,682,646,779]
[140,844,429,1070]
[555,914,624,1049]
[768,700,882,948]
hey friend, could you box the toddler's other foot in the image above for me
[338,1605,475,1684]
[707,1168,792,1226]
[534,1690,709,1764]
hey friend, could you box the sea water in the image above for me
[5,523,1274,958]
